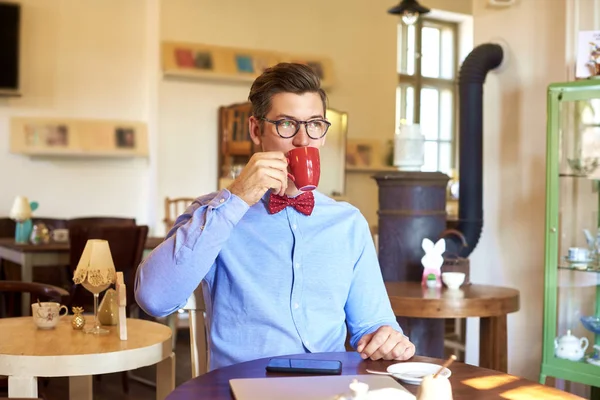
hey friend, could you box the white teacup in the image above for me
[442,272,466,290]
[568,247,590,262]
[32,302,68,329]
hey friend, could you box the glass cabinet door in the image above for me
[542,80,600,387]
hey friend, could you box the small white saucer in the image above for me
[387,362,451,385]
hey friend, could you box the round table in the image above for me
[385,282,520,372]
[0,316,174,400]
[165,352,582,400]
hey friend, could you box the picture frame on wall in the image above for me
[161,41,334,88]
[576,30,600,79]
[346,139,382,169]
[10,117,148,158]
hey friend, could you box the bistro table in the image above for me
[385,282,520,373]
[0,316,174,400]
[165,351,582,399]
[0,236,163,315]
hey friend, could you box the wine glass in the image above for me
[81,278,111,335]
[72,239,116,335]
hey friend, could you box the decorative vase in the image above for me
[15,219,32,244]
[98,288,119,326]
[71,307,86,330]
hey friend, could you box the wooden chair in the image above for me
[67,224,148,316]
[183,285,210,377]
[0,281,69,397]
[0,218,15,238]
[164,197,195,233]
[0,281,69,318]
[66,224,148,394]
[67,216,135,230]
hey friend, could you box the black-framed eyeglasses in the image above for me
[261,117,331,139]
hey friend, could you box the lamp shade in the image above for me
[73,239,116,287]
[9,196,32,221]
[388,0,431,15]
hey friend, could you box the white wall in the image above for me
[0,0,157,224]
[156,0,474,235]
[465,0,568,381]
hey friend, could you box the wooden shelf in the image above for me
[345,166,400,173]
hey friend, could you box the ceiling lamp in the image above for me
[388,0,431,25]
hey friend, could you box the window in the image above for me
[396,19,458,174]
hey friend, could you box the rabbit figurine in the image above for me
[421,238,446,288]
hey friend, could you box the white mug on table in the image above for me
[32,302,68,329]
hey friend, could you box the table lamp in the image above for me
[9,196,34,244]
[73,239,116,334]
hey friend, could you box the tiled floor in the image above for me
[2,329,193,400]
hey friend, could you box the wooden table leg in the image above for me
[69,375,93,400]
[397,317,445,358]
[156,352,176,400]
[20,254,33,316]
[480,315,508,372]
[8,376,38,398]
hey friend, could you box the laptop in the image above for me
[229,374,416,400]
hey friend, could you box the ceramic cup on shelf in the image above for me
[31,302,68,329]
[441,272,465,290]
[568,247,590,262]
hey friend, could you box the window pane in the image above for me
[407,24,415,75]
[397,23,415,75]
[421,26,440,78]
[395,86,415,127]
[439,89,453,140]
[420,87,439,140]
[422,141,438,172]
[440,26,455,79]
[438,142,452,174]
[405,86,415,124]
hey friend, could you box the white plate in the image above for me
[387,362,451,385]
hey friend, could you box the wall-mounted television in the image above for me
[0,1,21,96]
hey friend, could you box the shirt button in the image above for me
[292,224,297,230]
[293,303,299,309]
[219,199,225,203]
[295,263,300,269]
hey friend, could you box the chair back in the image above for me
[182,285,209,377]
[0,218,15,238]
[32,217,68,230]
[67,217,136,229]
[164,197,195,233]
[0,281,69,318]
[68,224,148,314]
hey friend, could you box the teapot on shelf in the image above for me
[555,330,589,362]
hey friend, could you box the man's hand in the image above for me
[356,325,415,361]
[228,152,288,206]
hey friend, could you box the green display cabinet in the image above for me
[540,77,600,393]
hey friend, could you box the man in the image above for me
[135,62,415,370]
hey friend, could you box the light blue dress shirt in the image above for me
[135,189,401,370]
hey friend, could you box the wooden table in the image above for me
[0,236,163,315]
[0,316,174,400]
[385,282,520,372]
[165,351,581,400]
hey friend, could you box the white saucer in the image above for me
[387,362,451,385]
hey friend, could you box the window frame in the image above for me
[397,17,460,173]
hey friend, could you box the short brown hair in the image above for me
[248,63,328,120]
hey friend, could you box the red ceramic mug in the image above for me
[286,147,320,191]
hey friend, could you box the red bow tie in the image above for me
[267,192,315,216]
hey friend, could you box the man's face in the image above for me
[249,92,326,153]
